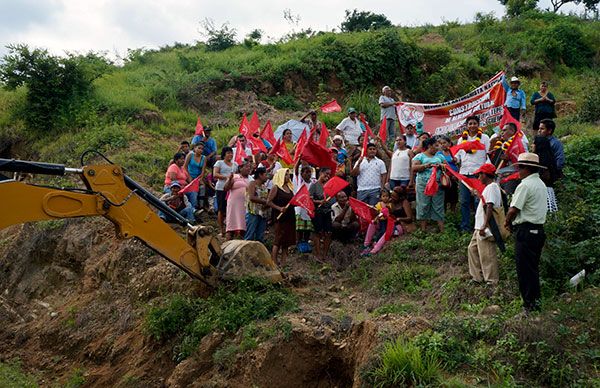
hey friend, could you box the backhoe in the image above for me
[0,154,282,286]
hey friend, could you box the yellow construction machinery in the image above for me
[0,153,281,286]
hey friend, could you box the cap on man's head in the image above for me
[170,181,182,189]
[382,86,391,93]
[204,126,212,131]
[309,110,317,115]
[510,76,520,83]
[348,107,357,114]
[474,163,496,176]
[333,134,344,142]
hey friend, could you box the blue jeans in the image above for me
[358,188,381,206]
[244,213,267,242]
[459,179,479,231]
[389,179,410,190]
[159,204,194,223]
[187,191,198,208]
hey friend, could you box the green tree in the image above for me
[498,0,538,17]
[243,29,263,48]
[200,19,237,52]
[549,0,600,11]
[0,44,108,131]
[340,9,393,32]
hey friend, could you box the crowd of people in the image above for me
[159,78,565,315]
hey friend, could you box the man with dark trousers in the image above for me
[505,153,548,314]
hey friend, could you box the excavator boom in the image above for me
[0,158,281,286]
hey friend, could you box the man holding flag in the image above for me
[336,108,364,150]
[351,142,387,206]
[455,115,491,232]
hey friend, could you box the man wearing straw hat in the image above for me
[505,153,548,313]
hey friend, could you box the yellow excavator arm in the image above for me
[0,158,281,286]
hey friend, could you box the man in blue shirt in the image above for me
[502,75,527,121]
[191,127,217,163]
[538,119,564,173]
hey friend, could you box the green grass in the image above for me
[377,263,436,295]
[0,360,38,388]
[144,277,297,362]
[365,337,443,387]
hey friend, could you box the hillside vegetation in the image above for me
[1,9,600,387]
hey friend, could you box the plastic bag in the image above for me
[424,166,439,196]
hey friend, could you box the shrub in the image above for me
[377,263,436,295]
[145,278,297,362]
[366,337,442,387]
[576,78,600,123]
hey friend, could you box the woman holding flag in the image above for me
[183,142,206,209]
[266,168,296,266]
[412,138,446,232]
[309,167,334,263]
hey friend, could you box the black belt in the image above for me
[513,222,544,230]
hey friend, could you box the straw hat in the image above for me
[515,153,547,169]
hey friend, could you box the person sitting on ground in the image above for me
[530,81,556,130]
[159,182,194,223]
[413,137,446,232]
[164,152,190,193]
[379,86,398,145]
[224,160,251,240]
[502,74,527,121]
[336,108,364,151]
[192,127,217,164]
[310,167,334,262]
[363,189,391,255]
[183,142,206,209]
[382,135,414,190]
[467,163,502,286]
[389,186,415,233]
[331,191,359,243]
[245,167,270,242]
[213,147,238,236]
[351,142,387,206]
[266,168,296,267]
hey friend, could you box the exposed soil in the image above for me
[0,218,399,387]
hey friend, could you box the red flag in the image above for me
[319,122,329,147]
[248,111,260,136]
[378,117,387,143]
[320,99,342,113]
[260,120,277,148]
[384,216,396,241]
[234,139,247,164]
[445,167,486,200]
[450,140,486,157]
[269,137,293,165]
[180,176,201,194]
[239,113,250,136]
[424,166,439,196]
[499,106,521,132]
[302,140,337,171]
[294,129,308,163]
[323,176,350,198]
[247,135,267,155]
[500,171,520,184]
[348,197,377,223]
[289,185,315,218]
[194,116,205,136]
[360,124,372,157]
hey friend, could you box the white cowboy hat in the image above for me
[510,76,520,83]
[515,152,547,169]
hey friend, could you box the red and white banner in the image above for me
[396,71,506,136]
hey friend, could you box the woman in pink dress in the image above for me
[224,161,251,240]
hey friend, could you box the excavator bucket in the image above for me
[218,240,283,283]
[187,226,282,284]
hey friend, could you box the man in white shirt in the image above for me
[404,123,418,149]
[331,191,359,242]
[467,163,502,285]
[455,115,491,232]
[336,108,364,147]
[379,86,397,144]
[350,142,387,206]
